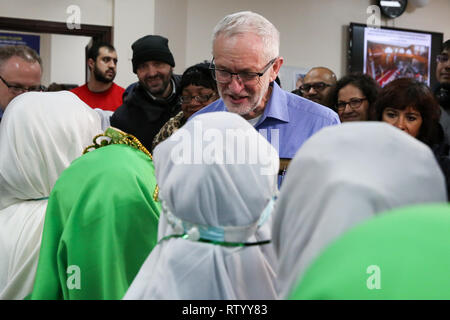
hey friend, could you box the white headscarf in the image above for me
[0,91,103,299]
[272,122,447,299]
[125,112,280,299]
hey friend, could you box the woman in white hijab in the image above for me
[124,112,279,299]
[272,122,447,299]
[0,91,102,299]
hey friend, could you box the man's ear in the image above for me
[87,58,95,71]
[270,57,284,83]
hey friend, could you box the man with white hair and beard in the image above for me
[192,11,340,184]
[111,35,181,151]
[71,42,125,111]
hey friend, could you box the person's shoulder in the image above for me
[70,84,87,94]
[173,74,182,87]
[285,91,339,123]
[112,82,126,92]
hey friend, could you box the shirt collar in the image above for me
[257,82,289,125]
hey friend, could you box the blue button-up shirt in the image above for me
[0,108,3,122]
[190,82,340,185]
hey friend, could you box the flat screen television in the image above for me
[348,23,444,88]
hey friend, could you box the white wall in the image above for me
[113,0,155,87]
[155,0,187,75]
[49,34,91,86]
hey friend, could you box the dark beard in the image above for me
[141,70,173,97]
[93,65,115,84]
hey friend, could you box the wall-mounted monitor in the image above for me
[348,23,443,88]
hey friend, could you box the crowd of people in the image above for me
[0,10,449,300]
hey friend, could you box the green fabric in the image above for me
[30,144,160,300]
[289,203,450,300]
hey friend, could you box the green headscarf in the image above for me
[30,128,161,299]
[289,203,450,300]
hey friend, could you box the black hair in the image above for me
[87,42,116,61]
[178,61,217,94]
[443,39,450,52]
[372,77,441,146]
[331,73,380,110]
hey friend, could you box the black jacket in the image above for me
[110,75,181,152]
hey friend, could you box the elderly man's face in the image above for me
[136,60,173,98]
[0,56,42,111]
[436,49,450,84]
[301,69,335,107]
[212,33,281,119]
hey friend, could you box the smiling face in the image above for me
[180,84,218,119]
[436,48,450,85]
[337,84,370,122]
[136,61,173,98]
[302,68,336,107]
[382,106,423,138]
[212,33,282,119]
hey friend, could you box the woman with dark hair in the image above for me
[152,61,218,149]
[332,73,380,122]
[372,77,450,198]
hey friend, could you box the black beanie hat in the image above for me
[131,35,175,73]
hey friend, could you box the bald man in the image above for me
[0,45,43,121]
[300,67,336,108]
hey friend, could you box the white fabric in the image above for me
[272,122,447,299]
[94,108,113,131]
[0,91,103,299]
[125,112,280,299]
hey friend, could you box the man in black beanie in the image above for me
[110,35,181,151]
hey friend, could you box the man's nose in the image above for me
[306,87,317,95]
[227,75,245,93]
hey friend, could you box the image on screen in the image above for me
[363,27,432,87]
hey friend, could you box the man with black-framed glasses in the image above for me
[435,40,450,143]
[0,45,43,122]
[301,67,337,108]
[191,11,340,186]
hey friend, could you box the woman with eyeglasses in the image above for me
[332,73,380,122]
[152,62,218,149]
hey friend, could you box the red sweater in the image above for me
[71,83,125,111]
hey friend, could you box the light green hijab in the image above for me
[289,203,450,300]
[30,128,161,299]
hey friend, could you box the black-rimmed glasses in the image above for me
[300,82,332,93]
[209,58,277,85]
[0,75,46,94]
[179,93,216,104]
[437,54,449,63]
[336,98,367,111]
